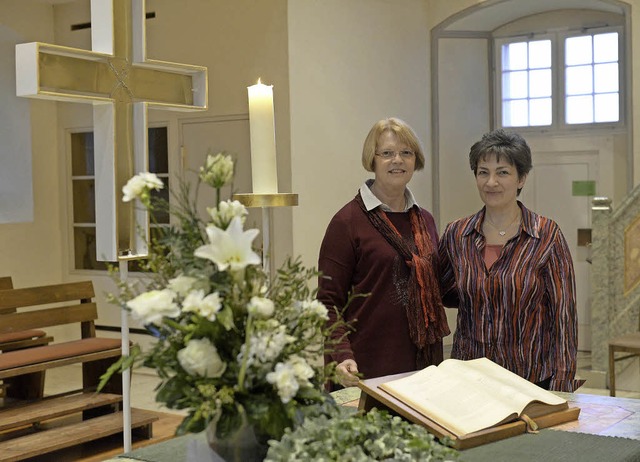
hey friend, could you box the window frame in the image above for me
[494,25,624,133]
[67,124,170,273]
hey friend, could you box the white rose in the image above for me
[266,362,299,403]
[122,176,146,202]
[247,296,275,318]
[182,290,222,321]
[177,338,226,378]
[122,172,163,202]
[301,300,328,320]
[138,172,164,189]
[288,355,315,385]
[168,275,199,297]
[126,289,179,325]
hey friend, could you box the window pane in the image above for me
[503,42,528,70]
[594,93,619,122]
[503,99,529,127]
[566,65,593,95]
[566,36,592,66]
[594,63,618,93]
[500,38,553,128]
[149,127,169,173]
[72,180,96,222]
[594,32,618,63]
[529,98,552,126]
[566,95,594,124]
[71,132,94,176]
[529,69,551,97]
[564,32,620,125]
[503,70,528,99]
[150,180,170,224]
[529,40,551,68]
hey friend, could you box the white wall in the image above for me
[288,0,431,272]
[0,1,63,288]
[0,25,33,225]
[436,37,489,230]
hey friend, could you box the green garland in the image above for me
[265,407,460,461]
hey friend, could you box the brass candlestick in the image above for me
[233,193,299,274]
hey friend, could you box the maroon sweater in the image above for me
[318,197,441,381]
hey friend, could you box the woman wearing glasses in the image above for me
[439,129,580,391]
[318,118,450,388]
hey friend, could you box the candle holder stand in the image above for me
[232,192,298,275]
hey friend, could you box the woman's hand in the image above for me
[336,359,360,387]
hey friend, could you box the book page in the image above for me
[440,358,566,410]
[378,358,567,436]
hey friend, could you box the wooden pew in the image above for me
[0,281,123,400]
[0,276,53,400]
[0,280,157,460]
[0,276,53,353]
[0,276,11,289]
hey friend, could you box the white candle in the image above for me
[247,80,278,194]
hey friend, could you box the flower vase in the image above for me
[206,414,269,462]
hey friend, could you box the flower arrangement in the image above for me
[105,151,460,461]
[105,152,337,448]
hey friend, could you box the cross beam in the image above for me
[16,0,207,261]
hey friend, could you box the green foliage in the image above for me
[265,407,460,461]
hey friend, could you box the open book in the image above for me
[377,357,569,437]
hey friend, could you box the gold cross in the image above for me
[16,0,207,261]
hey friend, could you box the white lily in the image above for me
[194,217,261,271]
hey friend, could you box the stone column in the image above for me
[590,197,612,374]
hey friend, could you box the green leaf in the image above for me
[96,345,141,392]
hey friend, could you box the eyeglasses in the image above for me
[375,150,415,159]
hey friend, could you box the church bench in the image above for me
[0,280,122,401]
[0,276,53,353]
[0,393,158,461]
[0,275,11,289]
[0,281,157,460]
[0,277,52,400]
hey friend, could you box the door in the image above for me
[519,152,597,351]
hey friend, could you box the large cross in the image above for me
[15,0,207,261]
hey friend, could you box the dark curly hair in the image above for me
[469,129,532,195]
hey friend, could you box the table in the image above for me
[112,391,640,461]
[553,392,640,440]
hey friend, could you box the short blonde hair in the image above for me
[361,117,426,172]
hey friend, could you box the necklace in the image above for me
[485,210,520,236]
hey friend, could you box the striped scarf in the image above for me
[356,193,450,366]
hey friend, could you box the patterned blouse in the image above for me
[439,202,580,391]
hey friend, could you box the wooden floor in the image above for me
[20,410,184,462]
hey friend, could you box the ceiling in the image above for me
[442,0,626,32]
[30,0,629,33]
